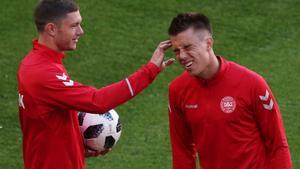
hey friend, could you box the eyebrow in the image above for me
[71,19,82,25]
[183,44,192,49]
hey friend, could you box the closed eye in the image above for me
[183,44,192,50]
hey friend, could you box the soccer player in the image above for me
[167,12,292,169]
[17,0,174,169]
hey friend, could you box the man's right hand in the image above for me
[150,40,175,71]
[85,147,112,158]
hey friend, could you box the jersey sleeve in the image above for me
[168,84,197,169]
[31,62,160,113]
[252,75,292,169]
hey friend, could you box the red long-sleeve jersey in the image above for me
[168,56,292,169]
[17,40,160,169]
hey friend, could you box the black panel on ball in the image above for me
[116,119,121,132]
[78,112,86,126]
[84,124,104,139]
[104,136,115,149]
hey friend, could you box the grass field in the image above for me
[0,0,299,168]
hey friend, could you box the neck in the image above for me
[197,51,220,79]
[38,34,61,52]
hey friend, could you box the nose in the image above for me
[177,50,189,62]
[78,25,84,36]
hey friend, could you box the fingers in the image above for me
[85,149,98,157]
[85,148,112,157]
[164,58,175,66]
[158,40,172,51]
[99,148,112,155]
[161,58,175,70]
[150,40,174,69]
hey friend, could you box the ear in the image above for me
[206,37,214,51]
[44,23,57,37]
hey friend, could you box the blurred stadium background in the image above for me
[0,0,299,168]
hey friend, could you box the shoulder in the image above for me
[227,60,266,85]
[18,57,67,89]
[169,71,193,90]
[225,60,271,98]
[21,49,49,66]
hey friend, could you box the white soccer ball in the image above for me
[78,109,122,152]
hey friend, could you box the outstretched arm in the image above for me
[27,41,174,113]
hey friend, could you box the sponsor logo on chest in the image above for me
[220,96,236,113]
[185,104,198,109]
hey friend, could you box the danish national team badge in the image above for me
[220,96,236,113]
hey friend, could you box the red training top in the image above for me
[17,40,160,169]
[168,56,292,169]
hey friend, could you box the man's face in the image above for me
[54,10,84,51]
[171,28,212,77]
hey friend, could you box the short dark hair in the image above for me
[34,0,79,32]
[168,12,212,36]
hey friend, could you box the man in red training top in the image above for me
[17,0,174,169]
[167,12,292,169]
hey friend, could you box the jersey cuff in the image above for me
[145,62,160,79]
[146,62,160,73]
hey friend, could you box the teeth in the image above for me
[185,61,193,68]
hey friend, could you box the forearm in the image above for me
[92,62,160,112]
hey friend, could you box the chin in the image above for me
[186,70,196,76]
[188,69,202,77]
[68,45,77,51]
[59,44,76,51]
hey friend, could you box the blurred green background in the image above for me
[0,0,299,168]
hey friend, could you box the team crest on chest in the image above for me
[220,96,236,113]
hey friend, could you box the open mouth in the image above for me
[184,61,193,70]
[73,37,80,43]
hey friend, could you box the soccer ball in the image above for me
[78,109,122,152]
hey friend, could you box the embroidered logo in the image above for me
[259,90,273,110]
[56,73,67,81]
[220,96,236,113]
[185,104,198,109]
[56,73,74,86]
